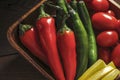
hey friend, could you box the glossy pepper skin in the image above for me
[57,25,77,80]
[19,24,47,64]
[36,5,65,80]
[66,3,89,79]
[77,1,97,67]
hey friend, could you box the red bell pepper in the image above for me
[57,25,77,80]
[36,5,65,80]
[19,24,47,64]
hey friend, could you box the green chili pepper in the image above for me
[66,3,89,79]
[77,1,97,67]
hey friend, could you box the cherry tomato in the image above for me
[96,31,118,47]
[92,12,118,30]
[67,0,71,3]
[116,20,120,35]
[91,0,109,12]
[111,44,120,67]
[106,10,115,17]
[98,47,111,64]
[83,0,94,11]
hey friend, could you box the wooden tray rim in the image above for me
[7,0,54,80]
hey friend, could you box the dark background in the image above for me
[0,0,48,80]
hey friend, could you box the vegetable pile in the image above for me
[19,0,120,80]
[85,0,120,68]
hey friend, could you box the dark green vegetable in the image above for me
[66,3,89,79]
[70,0,78,11]
[56,0,68,30]
[77,1,97,67]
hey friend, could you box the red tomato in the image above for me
[67,0,71,3]
[111,44,120,67]
[106,10,115,17]
[92,12,118,30]
[116,20,120,35]
[83,0,93,11]
[98,47,111,64]
[96,31,118,47]
[91,0,109,12]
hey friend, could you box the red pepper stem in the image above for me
[58,14,71,34]
[19,24,32,35]
[38,4,49,18]
[60,14,70,28]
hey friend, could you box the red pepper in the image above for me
[19,24,47,64]
[57,24,77,80]
[36,5,65,80]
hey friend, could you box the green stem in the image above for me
[56,0,69,30]
[71,0,76,1]
[38,4,49,18]
[45,2,63,11]
[70,0,78,12]
[57,0,68,13]
[61,14,69,27]
[19,24,32,35]
[58,14,71,33]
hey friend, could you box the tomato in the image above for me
[96,31,118,47]
[92,12,118,30]
[67,0,71,3]
[116,20,120,35]
[111,44,120,67]
[98,47,111,64]
[91,0,109,12]
[106,10,115,17]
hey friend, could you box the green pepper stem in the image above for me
[71,0,76,2]
[61,14,69,27]
[70,0,78,12]
[19,24,32,35]
[38,4,49,18]
[45,2,63,11]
